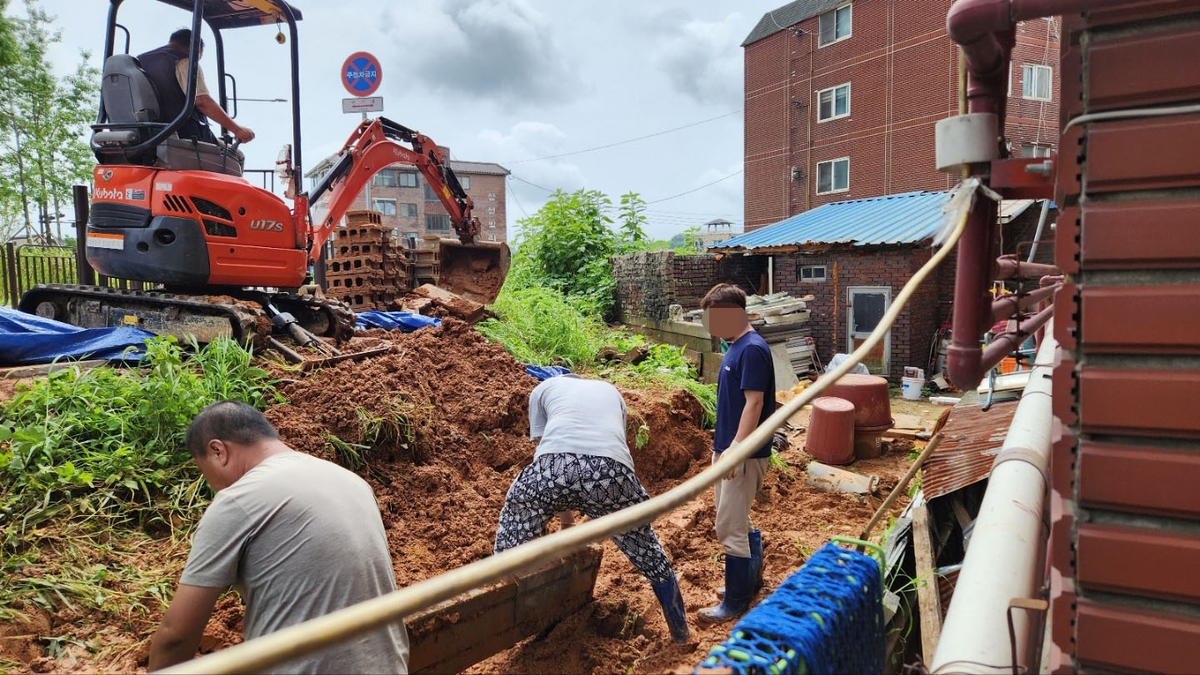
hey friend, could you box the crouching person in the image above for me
[493,374,690,644]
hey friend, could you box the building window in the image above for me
[818,4,852,47]
[816,158,850,194]
[371,198,396,216]
[817,83,851,122]
[398,202,418,218]
[799,265,827,282]
[1022,143,1052,158]
[398,171,418,188]
[1022,64,1052,101]
[426,214,450,232]
[372,170,398,187]
[458,175,470,190]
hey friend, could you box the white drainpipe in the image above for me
[931,327,1057,674]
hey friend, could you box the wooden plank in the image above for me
[406,548,602,674]
[912,503,942,664]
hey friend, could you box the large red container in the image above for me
[805,397,857,465]
[821,374,894,459]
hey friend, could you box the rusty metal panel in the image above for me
[921,401,1017,500]
[1079,368,1200,438]
[1079,440,1200,519]
[1077,523,1200,604]
[1085,113,1200,193]
[1087,24,1200,111]
[1076,598,1200,673]
[1082,285,1200,354]
[1081,198,1200,269]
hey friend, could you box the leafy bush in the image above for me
[477,285,610,368]
[0,336,279,545]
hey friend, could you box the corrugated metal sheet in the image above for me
[921,401,1018,500]
[448,160,510,176]
[710,190,951,251]
[998,199,1035,222]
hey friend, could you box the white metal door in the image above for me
[847,286,891,375]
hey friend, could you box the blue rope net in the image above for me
[696,543,885,675]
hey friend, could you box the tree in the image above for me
[616,191,648,253]
[508,189,618,317]
[0,1,99,242]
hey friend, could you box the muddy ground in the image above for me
[0,322,936,674]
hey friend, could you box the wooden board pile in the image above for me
[326,210,415,311]
[682,291,818,378]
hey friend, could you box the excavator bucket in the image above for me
[436,239,511,305]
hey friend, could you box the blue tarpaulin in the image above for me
[0,307,156,366]
[355,311,442,332]
[525,365,572,381]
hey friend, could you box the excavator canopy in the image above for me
[150,0,303,29]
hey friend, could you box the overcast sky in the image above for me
[35,0,789,241]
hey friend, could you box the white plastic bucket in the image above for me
[901,377,923,400]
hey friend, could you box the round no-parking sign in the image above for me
[342,52,382,97]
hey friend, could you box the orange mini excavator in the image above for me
[20,0,508,347]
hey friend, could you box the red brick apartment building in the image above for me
[306,154,510,247]
[743,0,1060,229]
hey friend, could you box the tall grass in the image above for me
[477,285,613,368]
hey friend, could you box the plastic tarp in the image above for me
[524,365,572,381]
[355,311,442,332]
[0,307,156,366]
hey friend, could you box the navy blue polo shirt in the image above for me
[713,330,775,459]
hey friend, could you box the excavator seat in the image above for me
[92,54,242,177]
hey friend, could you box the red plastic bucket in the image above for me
[805,397,857,465]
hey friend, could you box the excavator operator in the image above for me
[138,29,256,146]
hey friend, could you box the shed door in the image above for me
[847,286,890,375]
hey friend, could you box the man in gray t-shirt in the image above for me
[493,374,690,644]
[148,401,408,673]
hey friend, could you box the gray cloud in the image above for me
[383,0,581,108]
[650,13,745,108]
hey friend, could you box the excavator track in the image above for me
[19,284,355,349]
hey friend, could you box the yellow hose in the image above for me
[161,198,974,674]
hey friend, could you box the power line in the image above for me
[509,174,556,193]
[501,110,741,165]
[646,169,743,204]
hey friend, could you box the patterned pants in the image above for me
[494,453,675,584]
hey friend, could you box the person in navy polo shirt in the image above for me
[697,283,775,624]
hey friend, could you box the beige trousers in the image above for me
[712,452,769,558]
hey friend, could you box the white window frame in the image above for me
[371,198,396,216]
[816,157,850,195]
[1022,143,1052,158]
[459,175,471,190]
[800,265,827,282]
[817,82,851,122]
[425,213,451,232]
[397,171,419,188]
[1022,64,1053,101]
[818,4,852,47]
[398,202,418,218]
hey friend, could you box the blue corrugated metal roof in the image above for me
[712,190,952,251]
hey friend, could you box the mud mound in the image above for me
[624,388,709,481]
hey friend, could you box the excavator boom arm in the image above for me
[305,117,482,263]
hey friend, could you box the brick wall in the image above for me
[613,252,767,323]
[744,1,1061,229]
[773,246,942,381]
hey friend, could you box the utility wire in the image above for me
[501,110,741,165]
[646,169,743,204]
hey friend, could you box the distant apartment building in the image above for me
[306,152,510,246]
[743,0,1060,229]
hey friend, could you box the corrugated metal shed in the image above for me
[742,0,845,46]
[711,190,952,252]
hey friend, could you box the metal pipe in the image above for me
[990,283,1058,324]
[946,198,998,391]
[994,255,1059,281]
[1026,199,1051,263]
[931,327,1057,674]
[980,303,1053,371]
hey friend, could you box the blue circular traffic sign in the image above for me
[342,51,382,97]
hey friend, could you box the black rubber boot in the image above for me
[698,554,754,624]
[718,529,763,599]
[650,573,691,644]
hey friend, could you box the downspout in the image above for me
[805,29,814,212]
[931,327,1058,674]
[943,0,1130,392]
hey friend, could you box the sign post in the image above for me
[341,51,383,205]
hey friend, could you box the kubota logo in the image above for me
[94,187,124,200]
[249,219,284,232]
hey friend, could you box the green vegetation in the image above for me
[0,337,278,620]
